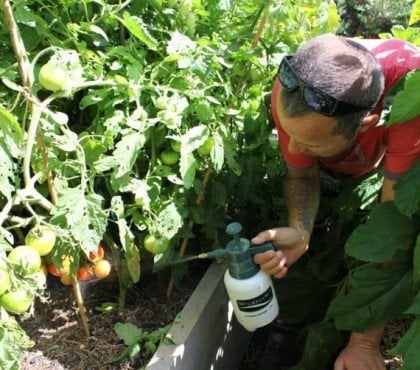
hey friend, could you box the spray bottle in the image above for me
[198,222,279,332]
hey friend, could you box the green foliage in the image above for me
[344,202,413,263]
[110,322,174,363]
[335,0,414,37]
[388,71,420,125]
[0,311,34,370]
[290,322,346,370]
[0,0,341,363]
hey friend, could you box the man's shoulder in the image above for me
[354,38,418,54]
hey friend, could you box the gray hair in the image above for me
[281,34,384,139]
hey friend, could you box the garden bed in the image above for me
[18,259,211,369]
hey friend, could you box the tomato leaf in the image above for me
[0,105,23,156]
[390,318,420,369]
[114,322,142,346]
[179,151,197,189]
[180,125,208,153]
[289,322,346,370]
[345,202,413,263]
[116,218,141,284]
[394,160,420,217]
[405,289,420,314]
[51,188,107,254]
[326,252,413,332]
[414,234,420,286]
[156,203,183,240]
[94,131,145,191]
[121,12,158,50]
[388,71,420,125]
[409,0,420,25]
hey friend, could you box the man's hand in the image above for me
[334,343,386,370]
[334,325,386,370]
[251,227,309,279]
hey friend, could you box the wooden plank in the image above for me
[147,261,250,370]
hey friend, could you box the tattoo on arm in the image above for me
[284,176,320,236]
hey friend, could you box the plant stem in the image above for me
[2,0,90,338]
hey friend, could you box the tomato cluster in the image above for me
[46,244,111,285]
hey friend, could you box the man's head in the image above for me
[280,34,384,140]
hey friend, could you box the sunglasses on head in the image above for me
[277,55,371,117]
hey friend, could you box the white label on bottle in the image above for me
[236,287,273,312]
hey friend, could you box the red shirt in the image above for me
[271,39,420,179]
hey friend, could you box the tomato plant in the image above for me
[25,225,56,256]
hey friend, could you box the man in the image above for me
[251,34,419,370]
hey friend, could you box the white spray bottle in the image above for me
[199,222,279,332]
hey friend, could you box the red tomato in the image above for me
[88,245,105,262]
[60,274,73,285]
[47,263,65,277]
[77,264,95,281]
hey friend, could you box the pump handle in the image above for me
[249,241,276,255]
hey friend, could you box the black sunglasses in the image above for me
[277,55,371,117]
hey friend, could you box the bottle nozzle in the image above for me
[197,249,229,259]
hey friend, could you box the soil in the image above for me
[18,259,210,370]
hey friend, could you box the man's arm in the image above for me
[284,163,320,243]
[252,163,320,278]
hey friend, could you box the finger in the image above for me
[251,230,279,245]
[333,358,345,370]
[273,266,288,279]
[263,252,287,273]
[253,250,276,265]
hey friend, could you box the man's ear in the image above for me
[358,114,379,133]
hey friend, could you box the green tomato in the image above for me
[0,288,33,314]
[8,246,42,276]
[25,225,56,256]
[170,140,181,153]
[161,149,180,165]
[250,68,264,82]
[144,234,170,255]
[179,0,192,17]
[0,269,11,296]
[232,61,246,77]
[185,12,196,28]
[197,137,214,156]
[39,63,69,92]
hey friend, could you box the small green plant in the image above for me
[109,322,175,364]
